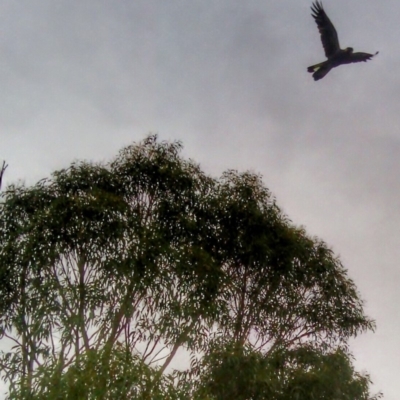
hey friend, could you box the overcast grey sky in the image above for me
[0,0,397,397]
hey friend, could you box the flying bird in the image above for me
[308,1,378,81]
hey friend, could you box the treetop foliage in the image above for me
[0,135,379,399]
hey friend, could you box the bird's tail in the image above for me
[307,62,324,73]
[307,62,331,81]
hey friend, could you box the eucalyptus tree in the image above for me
[0,136,379,399]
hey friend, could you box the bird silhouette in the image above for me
[308,1,378,81]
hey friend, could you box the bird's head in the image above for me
[345,47,354,54]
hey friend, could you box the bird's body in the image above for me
[308,1,378,81]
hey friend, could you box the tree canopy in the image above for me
[0,136,381,399]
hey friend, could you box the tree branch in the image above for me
[0,161,8,190]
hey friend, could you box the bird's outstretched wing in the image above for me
[342,51,379,64]
[311,1,340,58]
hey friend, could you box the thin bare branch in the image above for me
[0,160,8,190]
